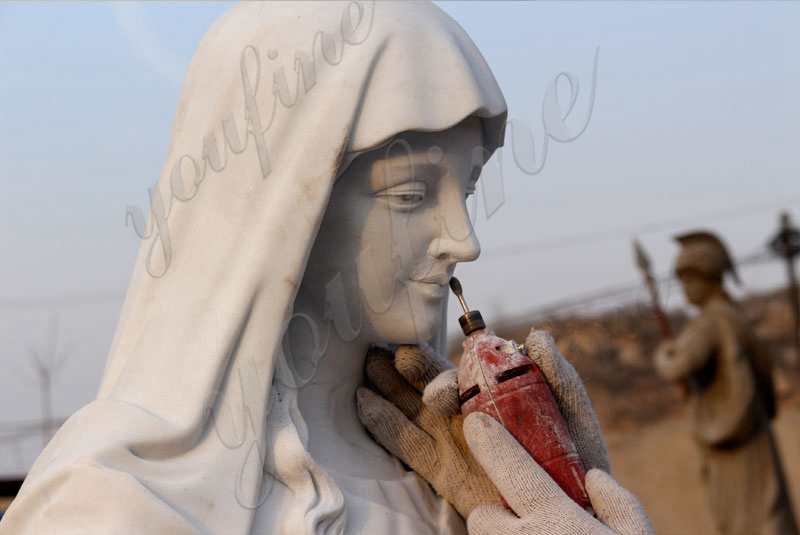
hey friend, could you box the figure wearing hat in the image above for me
[655,230,797,535]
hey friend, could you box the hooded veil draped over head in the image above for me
[1,2,506,534]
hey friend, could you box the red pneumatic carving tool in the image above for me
[449,277,591,510]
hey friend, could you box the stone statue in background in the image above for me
[655,230,798,535]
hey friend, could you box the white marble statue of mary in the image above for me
[0,2,507,533]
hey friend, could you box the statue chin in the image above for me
[373,320,441,349]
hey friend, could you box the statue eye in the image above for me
[375,181,427,209]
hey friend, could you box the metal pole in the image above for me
[633,239,673,339]
[769,212,800,360]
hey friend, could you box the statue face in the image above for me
[302,116,484,346]
[676,269,721,306]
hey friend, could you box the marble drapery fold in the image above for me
[0,2,506,534]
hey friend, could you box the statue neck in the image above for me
[699,286,731,308]
[286,288,406,480]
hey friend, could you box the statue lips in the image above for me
[409,279,449,299]
[410,273,451,299]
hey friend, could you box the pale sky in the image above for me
[1,1,799,476]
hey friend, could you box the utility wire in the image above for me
[0,249,785,448]
[484,197,800,260]
[0,418,67,441]
[522,247,776,320]
[0,291,123,309]
[0,199,795,307]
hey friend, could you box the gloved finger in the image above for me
[422,368,460,417]
[524,329,610,473]
[467,504,520,535]
[464,412,577,518]
[471,504,614,535]
[394,343,451,392]
[585,469,654,535]
[365,347,424,421]
[356,387,437,479]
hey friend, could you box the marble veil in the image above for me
[0,2,506,534]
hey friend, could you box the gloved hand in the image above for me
[464,331,652,534]
[357,329,653,534]
[373,330,611,472]
[356,344,502,518]
[510,330,609,472]
[464,411,654,535]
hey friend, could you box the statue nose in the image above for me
[430,205,480,263]
[431,230,480,264]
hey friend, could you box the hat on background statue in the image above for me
[674,230,741,285]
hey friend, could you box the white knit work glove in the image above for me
[520,330,610,473]
[463,330,653,534]
[357,329,653,533]
[464,412,654,535]
[356,345,502,518]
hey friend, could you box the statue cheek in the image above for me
[356,227,405,317]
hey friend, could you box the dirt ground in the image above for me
[605,401,800,535]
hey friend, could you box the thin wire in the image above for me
[483,198,800,260]
[0,200,794,307]
[0,291,123,309]
[522,247,777,319]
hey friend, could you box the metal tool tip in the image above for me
[448,277,462,296]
